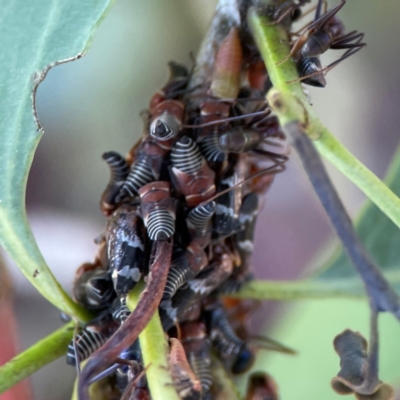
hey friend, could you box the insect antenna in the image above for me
[198,156,288,208]
[182,109,270,129]
[250,334,297,355]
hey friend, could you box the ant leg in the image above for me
[322,46,365,74]
[251,334,297,354]
[307,0,346,33]
[331,32,365,49]
[252,148,289,161]
[315,0,324,21]
[291,3,323,37]
[276,1,344,66]
[268,0,313,26]
[276,33,307,65]
[183,109,270,129]
[287,46,364,84]
[268,1,298,26]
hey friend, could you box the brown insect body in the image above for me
[73,263,115,311]
[100,151,130,216]
[245,372,279,400]
[198,101,231,137]
[137,136,169,174]
[149,62,189,145]
[186,201,216,249]
[170,136,216,208]
[210,27,243,100]
[195,101,231,164]
[247,60,269,92]
[181,322,213,396]
[169,338,202,400]
[149,61,189,113]
[117,135,169,202]
[161,241,208,304]
[105,204,147,298]
[160,252,233,331]
[150,100,185,147]
[139,181,176,241]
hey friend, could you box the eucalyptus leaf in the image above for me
[315,143,400,283]
[0,0,115,320]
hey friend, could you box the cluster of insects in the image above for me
[67,1,365,399]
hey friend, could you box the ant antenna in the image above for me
[183,110,271,129]
[199,156,288,207]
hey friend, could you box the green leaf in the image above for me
[314,142,400,283]
[212,359,241,400]
[0,322,74,394]
[0,0,115,320]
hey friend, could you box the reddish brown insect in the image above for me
[149,62,189,113]
[195,101,231,164]
[161,241,208,304]
[119,136,169,201]
[181,322,213,396]
[139,181,176,241]
[247,60,268,92]
[150,100,184,146]
[210,27,243,100]
[245,372,279,400]
[186,201,216,248]
[73,263,114,311]
[100,151,130,216]
[168,338,202,400]
[160,250,233,332]
[170,136,216,208]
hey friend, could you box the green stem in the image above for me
[0,211,92,322]
[247,8,400,230]
[0,322,74,394]
[231,279,364,301]
[127,283,180,400]
[211,359,241,400]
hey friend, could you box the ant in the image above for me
[277,0,366,84]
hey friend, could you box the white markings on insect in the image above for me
[216,204,235,217]
[188,279,213,295]
[238,240,253,252]
[239,210,258,224]
[112,266,141,282]
[117,230,144,251]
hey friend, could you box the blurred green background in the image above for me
[4,0,400,398]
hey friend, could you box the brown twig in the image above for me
[77,239,173,400]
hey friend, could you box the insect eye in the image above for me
[231,346,254,374]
